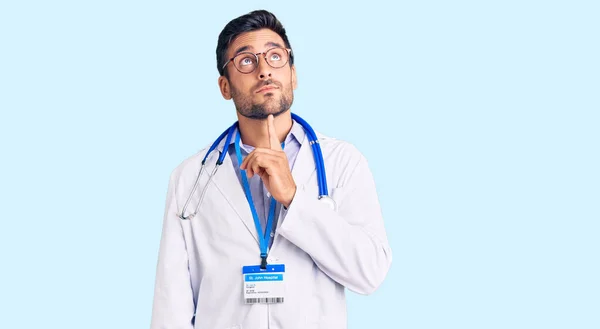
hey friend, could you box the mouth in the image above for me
[255,85,279,93]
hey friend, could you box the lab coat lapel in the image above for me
[292,138,316,188]
[210,150,259,244]
[274,130,319,233]
[290,134,318,198]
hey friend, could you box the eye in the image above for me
[236,55,255,67]
[269,53,282,61]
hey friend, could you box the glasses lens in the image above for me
[234,53,257,73]
[265,48,289,68]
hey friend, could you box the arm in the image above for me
[277,152,392,295]
[150,170,195,329]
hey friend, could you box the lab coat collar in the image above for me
[214,118,306,154]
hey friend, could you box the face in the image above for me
[218,29,297,120]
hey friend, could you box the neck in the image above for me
[237,110,293,148]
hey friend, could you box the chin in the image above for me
[258,92,277,100]
[271,108,289,117]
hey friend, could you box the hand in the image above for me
[240,115,297,207]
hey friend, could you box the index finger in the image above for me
[267,114,282,150]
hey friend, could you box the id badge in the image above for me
[242,264,285,304]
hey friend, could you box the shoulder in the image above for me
[315,131,366,162]
[314,131,370,188]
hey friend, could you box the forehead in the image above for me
[227,29,286,57]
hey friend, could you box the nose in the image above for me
[256,55,272,79]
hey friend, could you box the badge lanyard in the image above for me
[234,129,284,269]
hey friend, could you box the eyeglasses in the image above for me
[222,47,292,74]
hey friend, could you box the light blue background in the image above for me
[1,1,598,328]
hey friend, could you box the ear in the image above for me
[218,75,232,100]
[291,64,298,90]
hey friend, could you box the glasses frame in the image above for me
[222,47,293,74]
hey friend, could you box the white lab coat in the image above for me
[150,129,392,329]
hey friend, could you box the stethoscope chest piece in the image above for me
[318,195,337,211]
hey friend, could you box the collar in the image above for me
[216,118,306,154]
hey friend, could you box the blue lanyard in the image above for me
[234,129,284,269]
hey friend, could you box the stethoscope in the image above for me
[178,112,335,220]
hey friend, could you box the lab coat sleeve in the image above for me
[150,169,195,329]
[277,150,392,295]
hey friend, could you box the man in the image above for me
[151,10,392,329]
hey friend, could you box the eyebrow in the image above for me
[232,41,285,56]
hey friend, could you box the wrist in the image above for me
[282,185,297,209]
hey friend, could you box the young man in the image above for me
[151,10,392,329]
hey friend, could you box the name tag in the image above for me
[242,264,285,304]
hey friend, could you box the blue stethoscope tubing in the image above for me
[179,112,333,220]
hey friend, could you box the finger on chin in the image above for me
[267,115,281,150]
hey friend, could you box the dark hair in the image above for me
[216,10,294,77]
